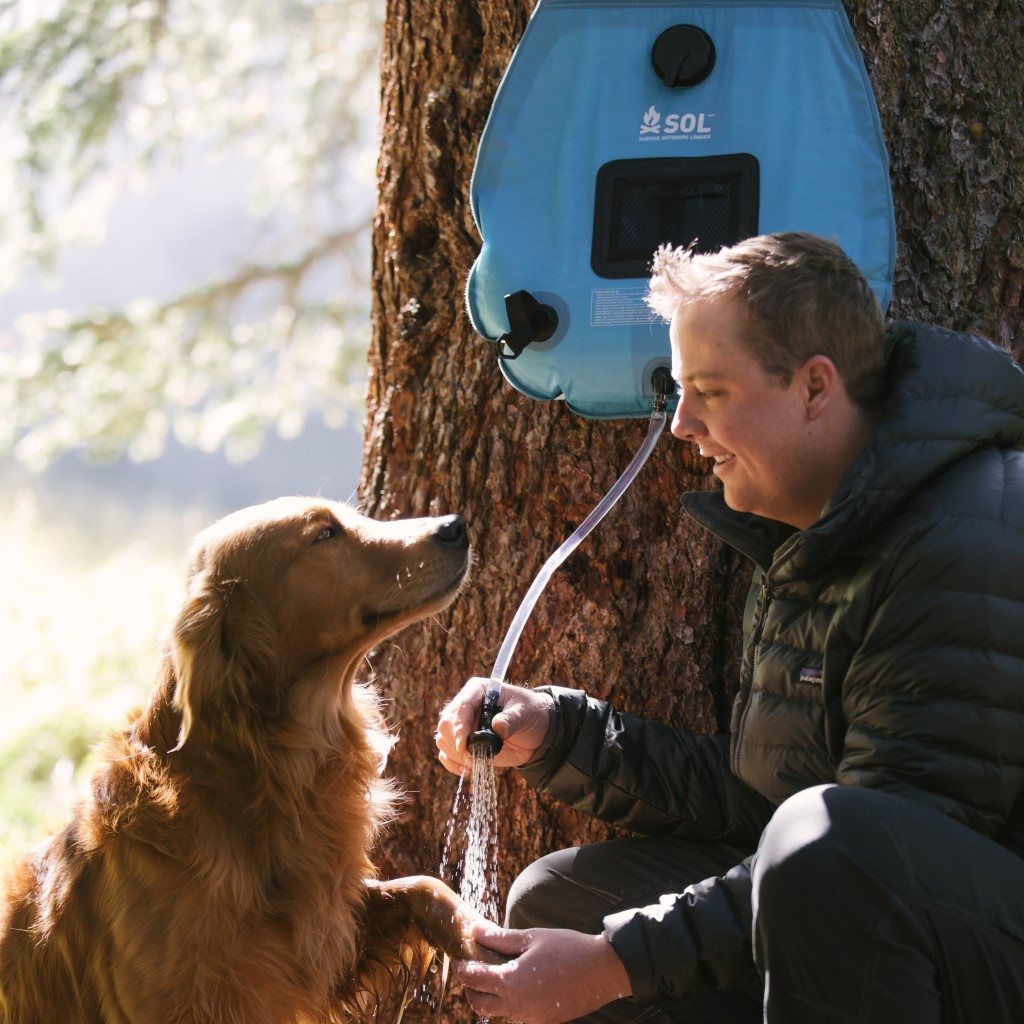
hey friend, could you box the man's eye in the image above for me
[312,524,340,544]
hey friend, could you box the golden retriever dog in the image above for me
[0,497,484,1024]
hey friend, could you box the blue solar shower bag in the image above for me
[466,0,896,419]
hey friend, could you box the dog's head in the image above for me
[168,497,471,749]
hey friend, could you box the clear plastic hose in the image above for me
[487,406,668,694]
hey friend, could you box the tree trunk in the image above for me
[361,1,1024,1019]
[847,0,1024,347]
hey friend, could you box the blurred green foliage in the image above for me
[0,0,382,468]
[0,487,185,847]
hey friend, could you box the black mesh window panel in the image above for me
[613,180,733,263]
[592,154,759,279]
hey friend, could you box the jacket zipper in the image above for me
[733,573,771,777]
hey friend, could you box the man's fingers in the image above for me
[457,678,496,752]
[454,957,506,993]
[436,709,456,747]
[463,987,503,1017]
[471,922,532,957]
[436,748,469,776]
[491,705,534,746]
[438,677,490,755]
[436,699,470,754]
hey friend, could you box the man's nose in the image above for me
[671,393,704,441]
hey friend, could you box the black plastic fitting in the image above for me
[651,366,675,397]
[494,290,559,360]
[467,689,504,756]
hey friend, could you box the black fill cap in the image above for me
[651,25,716,88]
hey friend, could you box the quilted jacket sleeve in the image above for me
[519,686,774,843]
[834,461,1024,844]
[601,856,757,1003]
[518,686,774,1002]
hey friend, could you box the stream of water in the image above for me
[439,746,500,1023]
[459,748,500,922]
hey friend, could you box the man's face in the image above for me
[669,297,822,528]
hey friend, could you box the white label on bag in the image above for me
[590,287,656,327]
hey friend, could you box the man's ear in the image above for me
[170,578,230,751]
[800,354,841,420]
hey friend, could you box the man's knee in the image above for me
[505,846,585,930]
[753,784,903,932]
[753,785,838,924]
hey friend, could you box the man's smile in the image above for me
[700,449,736,471]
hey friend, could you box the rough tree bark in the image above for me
[360,2,1024,1019]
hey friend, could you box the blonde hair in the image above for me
[648,232,887,407]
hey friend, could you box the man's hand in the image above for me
[435,677,554,774]
[453,922,633,1024]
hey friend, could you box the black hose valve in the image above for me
[493,290,559,361]
[650,365,676,411]
[468,684,504,756]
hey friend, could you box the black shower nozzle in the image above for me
[468,689,504,756]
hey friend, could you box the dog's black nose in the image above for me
[435,515,469,548]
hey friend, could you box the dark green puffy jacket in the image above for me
[519,323,1024,1005]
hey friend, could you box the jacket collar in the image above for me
[682,489,792,572]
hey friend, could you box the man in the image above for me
[435,232,1024,1024]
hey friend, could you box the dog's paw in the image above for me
[365,875,503,964]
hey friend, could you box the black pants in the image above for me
[505,785,1024,1023]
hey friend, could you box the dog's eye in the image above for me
[312,524,341,545]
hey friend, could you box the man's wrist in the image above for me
[588,931,632,1001]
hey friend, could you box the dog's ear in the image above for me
[170,572,287,750]
[170,577,231,751]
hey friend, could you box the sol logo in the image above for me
[638,106,714,140]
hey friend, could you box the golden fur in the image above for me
[0,497,478,1024]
